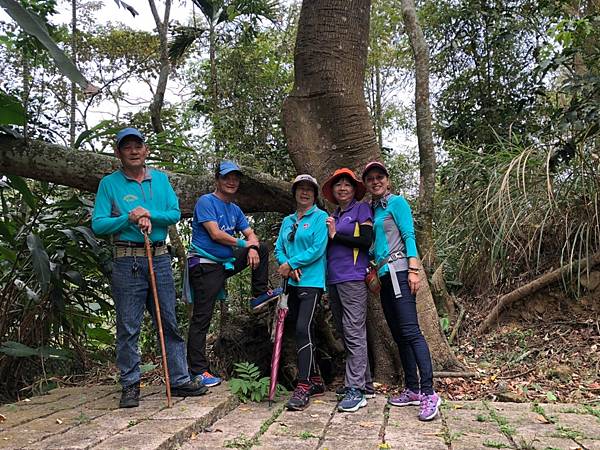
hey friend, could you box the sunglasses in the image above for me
[287,222,299,242]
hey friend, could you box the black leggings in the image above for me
[286,286,322,383]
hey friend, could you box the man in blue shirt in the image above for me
[187,161,281,387]
[92,127,206,408]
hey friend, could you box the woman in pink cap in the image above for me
[362,161,442,422]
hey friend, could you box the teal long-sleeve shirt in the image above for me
[91,168,180,243]
[372,194,418,276]
[275,204,328,289]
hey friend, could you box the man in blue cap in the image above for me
[186,160,282,387]
[92,127,206,408]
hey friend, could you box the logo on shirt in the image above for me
[303,223,310,229]
[341,216,353,224]
[123,194,138,202]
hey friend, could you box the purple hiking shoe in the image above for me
[388,388,421,407]
[419,392,442,421]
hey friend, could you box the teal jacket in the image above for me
[275,204,328,289]
[91,168,180,242]
[372,194,418,276]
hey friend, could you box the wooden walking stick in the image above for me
[144,232,172,408]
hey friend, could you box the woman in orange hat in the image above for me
[322,168,374,413]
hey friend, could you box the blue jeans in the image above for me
[380,270,434,395]
[111,255,190,387]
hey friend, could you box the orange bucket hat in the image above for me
[321,168,367,204]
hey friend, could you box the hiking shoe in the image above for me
[338,387,367,412]
[388,388,421,407]
[419,393,442,421]
[119,382,140,408]
[308,377,325,397]
[172,380,209,397]
[192,371,222,387]
[337,385,374,399]
[250,287,283,311]
[286,382,311,411]
[365,385,376,399]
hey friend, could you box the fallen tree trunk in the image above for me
[479,250,600,333]
[0,134,293,216]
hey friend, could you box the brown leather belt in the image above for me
[114,245,168,258]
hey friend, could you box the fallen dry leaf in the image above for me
[359,421,375,428]
[0,414,6,423]
[313,399,324,404]
[534,414,550,424]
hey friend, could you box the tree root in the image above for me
[479,250,600,334]
[433,371,479,378]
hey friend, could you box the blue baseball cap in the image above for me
[218,160,242,177]
[116,127,145,148]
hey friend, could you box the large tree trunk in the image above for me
[282,0,459,383]
[0,135,293,215]
[400,0,436,270]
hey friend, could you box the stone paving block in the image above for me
[22,421,123,450]
[385,404,445,450]
[0,430,50,449]
[553,413,600,440]
[581,439,600,450]
[91,430,174,450]
[320,395,387,450]
[128,418,197,435]
[259,393,336,448]
[179,401,277,449]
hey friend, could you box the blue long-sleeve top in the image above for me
[372,193,418,276]
[91,168,180,243]
[275,204,328,289]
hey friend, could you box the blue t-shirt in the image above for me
[191,193,250,259]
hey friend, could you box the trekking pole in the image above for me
[144,232,172,408]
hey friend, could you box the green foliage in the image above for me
[0,177,113,400]
[0,90,26,125]
[0,341,72,359]
[228,361,284,403]
[185,22,295,178]
[435,138,600,294]
[439,316,450,333]
[224,433,256,449]
[483,440,510,449]
[228,361,269,402]
[0,0,90,88]
[423,0,546,147]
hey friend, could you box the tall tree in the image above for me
[282,0,459,381]
[400,0,436,268]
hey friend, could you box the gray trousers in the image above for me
[329,281,373,390]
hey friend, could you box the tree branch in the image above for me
[0,135,293,216]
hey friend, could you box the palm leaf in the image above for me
[0,0,98,92]
[168,25,207,63]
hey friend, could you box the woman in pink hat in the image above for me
[362,161,442,422]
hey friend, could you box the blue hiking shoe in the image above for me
[192,371,222,387]
[250,287,283,311]
[338,387,367,412]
